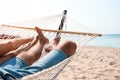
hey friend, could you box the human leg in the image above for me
[0,38,33,57]
[29,40,77,72]
[22,40,77,74]
[55,40,77,57]
[16,27,49,65]
[0,36,37,65]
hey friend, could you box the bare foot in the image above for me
[53,36,61,45]
[45,36,61,52]
[35,27,49,45]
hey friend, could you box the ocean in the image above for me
[87,34,120,48]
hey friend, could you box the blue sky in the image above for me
[0,0,120,34]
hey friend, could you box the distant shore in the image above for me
[56,46,120,80]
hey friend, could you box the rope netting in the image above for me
[0,12,101,80]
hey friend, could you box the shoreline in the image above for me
[85,45,120,49]
[56,46,120,80]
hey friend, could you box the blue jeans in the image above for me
[0,49,67,79]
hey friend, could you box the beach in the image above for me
[56,46,120,80]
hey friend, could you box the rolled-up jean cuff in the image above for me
[0,57,28,69]
[31,49,67,69]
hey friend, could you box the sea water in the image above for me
[87,34,120,48]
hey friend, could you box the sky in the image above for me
[0,0,120,34]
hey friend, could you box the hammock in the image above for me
[0,10,102,80]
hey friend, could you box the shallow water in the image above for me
[87,34,120,48]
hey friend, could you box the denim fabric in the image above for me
[0,49,67,79]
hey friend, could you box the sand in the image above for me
[56,46,120,80]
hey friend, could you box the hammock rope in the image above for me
[0,10,102,80]
[0,24,99,80]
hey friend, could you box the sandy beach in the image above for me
[56,46,120,80]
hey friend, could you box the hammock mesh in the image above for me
[0,13,101,80]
